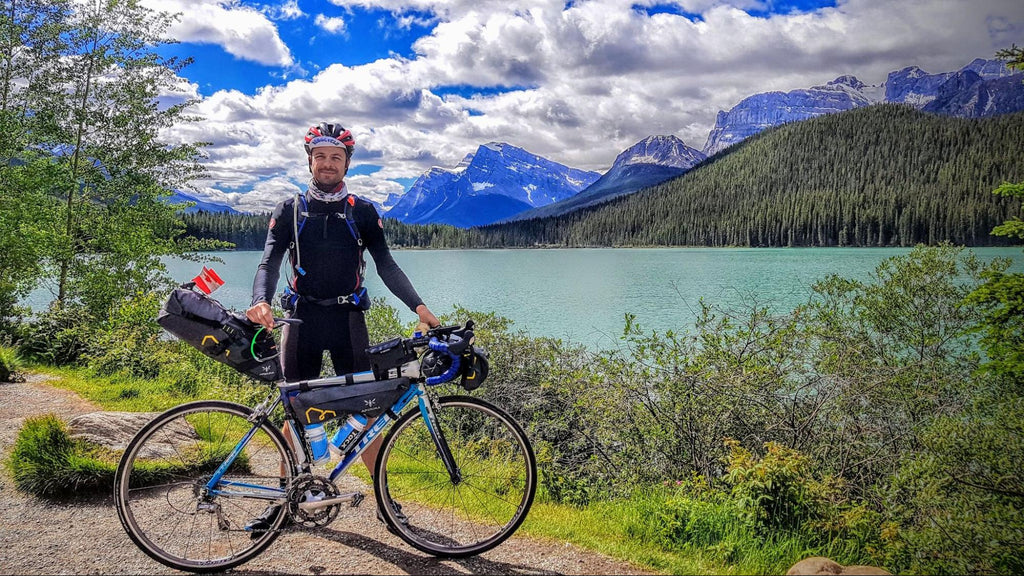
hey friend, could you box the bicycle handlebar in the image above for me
[411,320,476,386]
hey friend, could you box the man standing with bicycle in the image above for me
[245,122,439,532]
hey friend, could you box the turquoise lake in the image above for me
[174,247,1024,348]
[27,247,1024,348]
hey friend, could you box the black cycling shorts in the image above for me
[280,300,371,381]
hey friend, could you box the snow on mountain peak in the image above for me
[388,141,599,227]
[614,135,706,170]
[828,75,867,90]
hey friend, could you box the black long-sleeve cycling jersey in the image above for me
[251,193,423,312]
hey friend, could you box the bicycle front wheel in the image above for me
[114,401,294,573]
[374,395,537,557]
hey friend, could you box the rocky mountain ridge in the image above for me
[703,58,1021,155]
[507,135,706,222]
[387,142,599,227]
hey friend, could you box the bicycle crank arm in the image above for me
[297,491,365,511]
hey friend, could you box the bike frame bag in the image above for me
[287,377,411,425]
[157,287,282,382]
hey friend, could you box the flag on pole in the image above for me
[192,266,225,295]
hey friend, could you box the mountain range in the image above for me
[386,142,600,227]
[703,58,1021,155]
[186,58,1023,226]
[507,135,706,222]
[464,105,1024,248]
[169,191,239,214]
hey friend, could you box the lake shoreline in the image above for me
[200,243,1024,252]
[26,247,1024,349]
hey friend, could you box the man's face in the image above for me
[310,147,350,187]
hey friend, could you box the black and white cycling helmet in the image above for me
[420,349,452,378]
[303,122,355,156]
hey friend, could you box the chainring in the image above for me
[287,473,342,528]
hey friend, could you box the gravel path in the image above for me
[0,374,654,575]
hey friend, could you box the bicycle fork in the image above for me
[418,394,462,484]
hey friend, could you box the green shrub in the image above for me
[882,396,1024,575]
[8,414,116,497]
[366,297,410,343]
[0,293,27,340]
[18,305,94,366]
[724,439,837,534]
[0,344,24,382]
[86,292,166,379]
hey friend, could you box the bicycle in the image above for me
[113,320,536,573]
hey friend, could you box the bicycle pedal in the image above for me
[350,493,365,508]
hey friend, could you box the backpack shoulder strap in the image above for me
[344,194,366,288]
[343,194,363,247]
[290,192,308,276]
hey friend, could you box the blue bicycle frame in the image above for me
[201,371,454,500]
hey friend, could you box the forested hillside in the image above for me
[481,104,1024,247]
[182,105,1023,249]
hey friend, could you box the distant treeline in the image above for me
[182,105,1024,249]
[180,212,478,250]
[182,212,271,251]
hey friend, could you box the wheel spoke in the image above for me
[115,402,293,572]
[376,397,536,557]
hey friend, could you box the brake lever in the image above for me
[448,330,474,355]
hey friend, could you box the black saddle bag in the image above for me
[157,288,282,382]
[289,377,411,425]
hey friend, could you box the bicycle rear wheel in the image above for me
[114,401,294,573]
[374,395,536,557]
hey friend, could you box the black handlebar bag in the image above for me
[157,288,282,382]
[288,377,411,426]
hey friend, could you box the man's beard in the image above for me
[313,170,344,191]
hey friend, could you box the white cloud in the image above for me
[142,0,294,66]
[192,176,299,213]
[265,0,304,20]
[315,14,347,35]
[171,0,1024,212]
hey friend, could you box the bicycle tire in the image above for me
[374,395,537,557]
[114,400,295,573]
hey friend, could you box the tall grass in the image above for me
[519,487,876,575]
[7,414,117,497]
[0,344,23,381]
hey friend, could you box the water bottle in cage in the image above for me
[304,423,330,464]
[329,414,367,456]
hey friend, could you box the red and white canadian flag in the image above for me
[192,266,225,295]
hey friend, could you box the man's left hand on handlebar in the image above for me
[415,304,440,336]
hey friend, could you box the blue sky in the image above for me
[143,0,1024,212]
[159,5,437,96]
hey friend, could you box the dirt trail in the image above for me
[0,374,654,575]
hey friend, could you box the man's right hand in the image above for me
[246,302,275,331]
